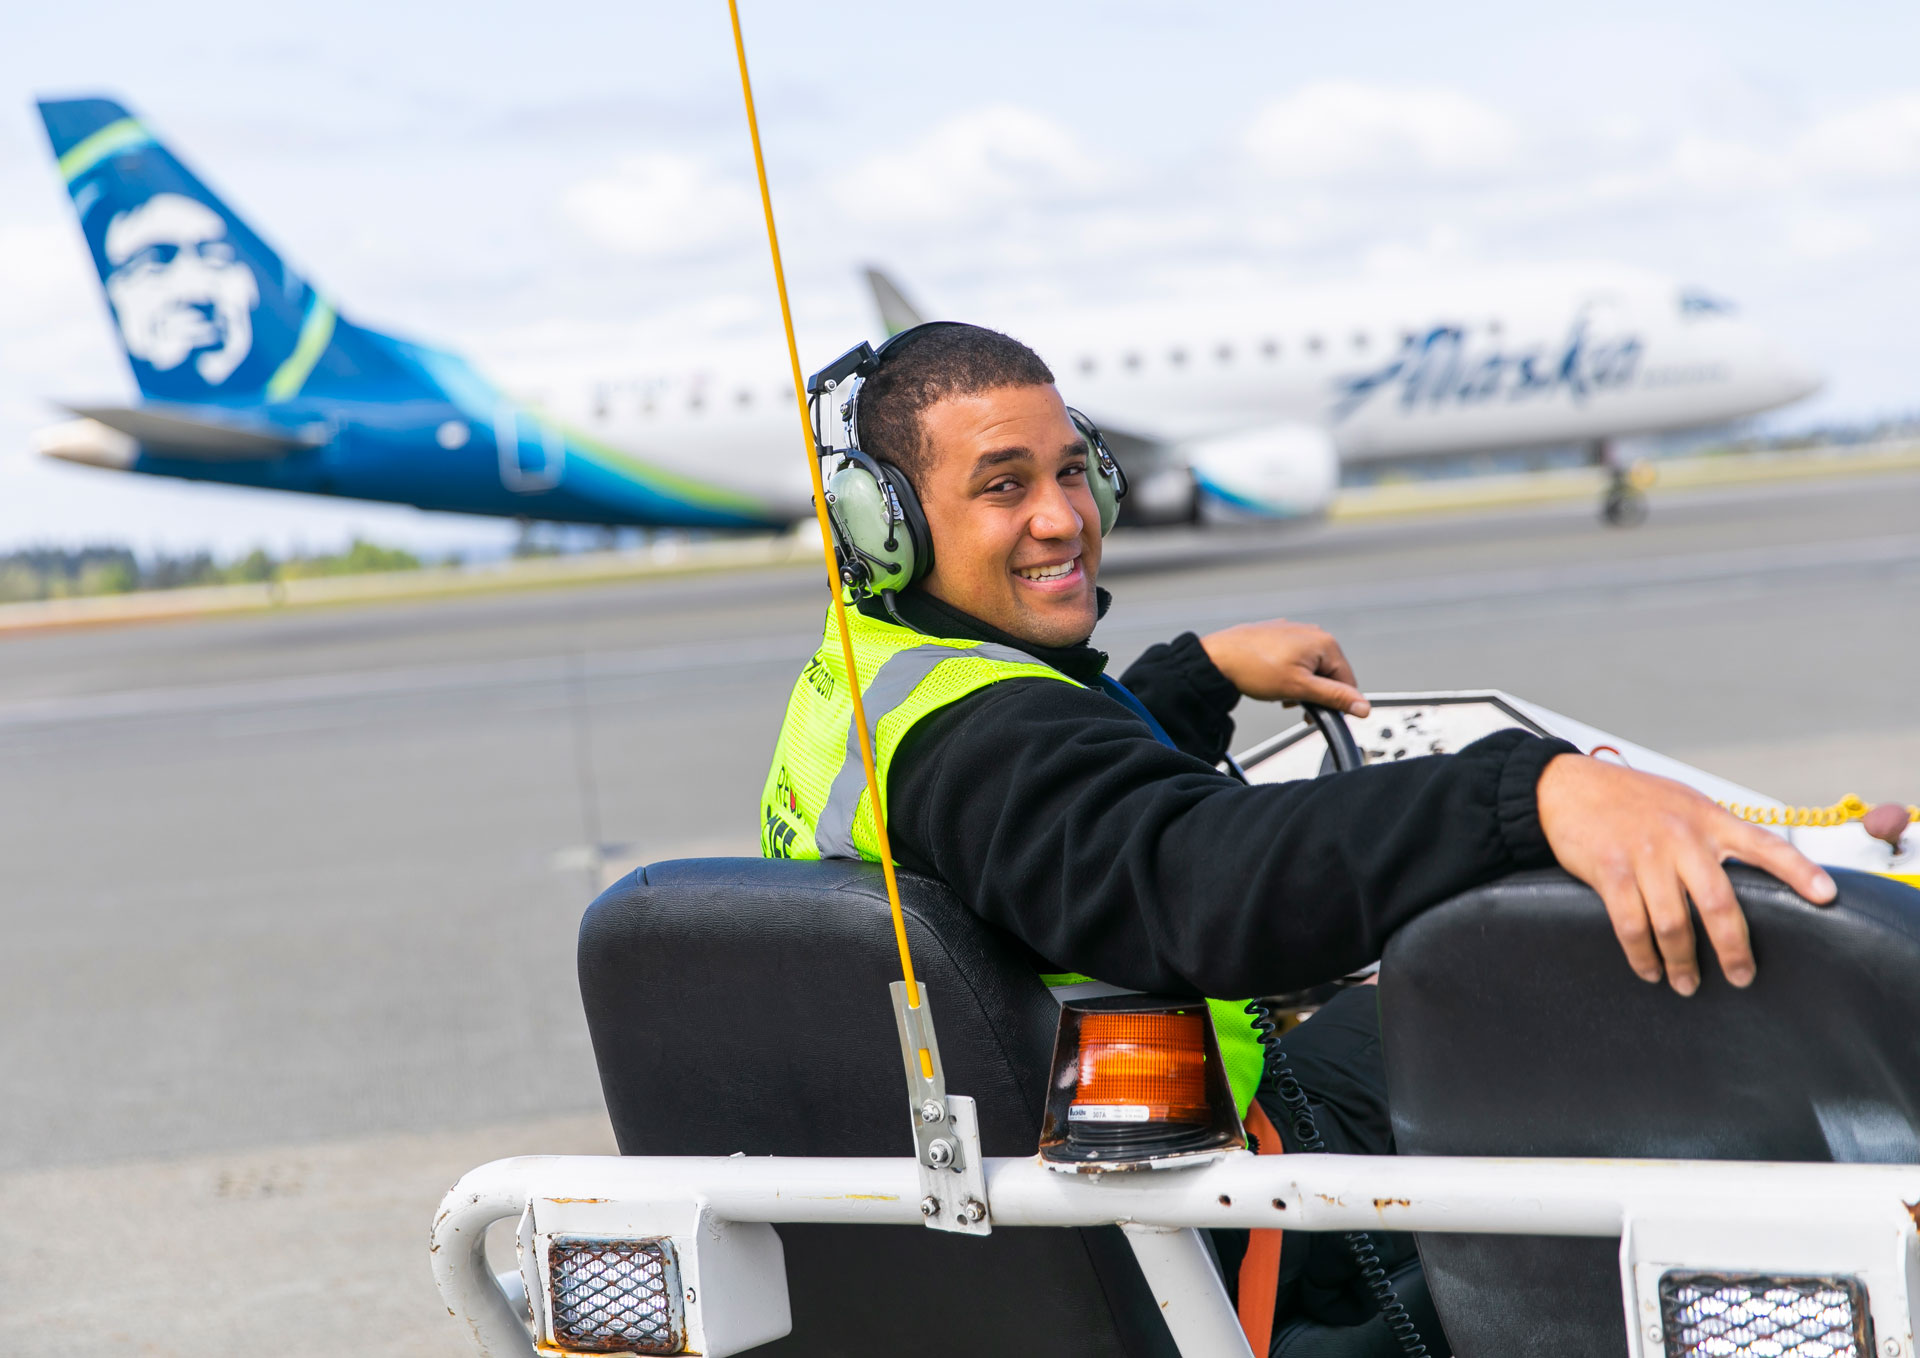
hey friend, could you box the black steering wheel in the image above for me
[1304,702,1366,774]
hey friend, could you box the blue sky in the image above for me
[2,0,1915,555]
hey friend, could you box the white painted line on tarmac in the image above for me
[0,632,814,729]
[2,531,1914,732]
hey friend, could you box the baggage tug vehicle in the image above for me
[432,691,1920,1358]
[433,13,1920,1356]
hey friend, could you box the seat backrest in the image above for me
[1380,864,1920,1357]
[577,856,1178,1358]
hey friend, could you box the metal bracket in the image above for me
[889,981,991,1235]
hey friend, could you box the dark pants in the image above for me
[1214,986,1451,1358]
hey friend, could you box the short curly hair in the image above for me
[855,323,1054,490]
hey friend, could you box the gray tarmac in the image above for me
[4,470,1919,1354]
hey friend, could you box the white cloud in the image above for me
[1793,93,1920,183]
[836,106,1105,225]
[1244,82,1520,182]
[0,220,129,415]
[1660,134,1790,197]
[1783,211,1878,261]
[562,153,758,257]
[0,221,97,327]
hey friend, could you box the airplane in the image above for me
[853,263,1826,526]
[34,96,1822,532]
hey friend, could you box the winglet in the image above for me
[863,266,928,337]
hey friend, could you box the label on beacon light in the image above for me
[1068,1105,1152,1123]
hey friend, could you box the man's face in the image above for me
[915,383,1102,648]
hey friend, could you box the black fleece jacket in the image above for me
[863,587,1575,999]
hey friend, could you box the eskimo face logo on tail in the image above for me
[103,193,257,385]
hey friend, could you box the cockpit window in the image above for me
[1679,290,1736,317]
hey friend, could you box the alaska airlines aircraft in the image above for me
[838,264,1824,524]
[35,97,782,530]
[35,96,1821,530]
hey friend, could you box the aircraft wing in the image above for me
[63,404,325,461]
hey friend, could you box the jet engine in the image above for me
[1182,422,1339,523]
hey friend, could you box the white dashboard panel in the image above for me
[1238,695,1545,786]
[1233,690,1914,878]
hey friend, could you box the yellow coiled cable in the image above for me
[1718,794,1920,828]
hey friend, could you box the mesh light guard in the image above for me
[547,1235,687,1355]
[1659,1271,1872,1358]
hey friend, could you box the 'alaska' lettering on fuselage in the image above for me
[1331,319,1644,423]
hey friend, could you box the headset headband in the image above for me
[806,324,1127,605]
[807,321,973,458]
[805,320,969,398]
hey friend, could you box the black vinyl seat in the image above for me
[1380,864,1920,1358]
[577,857,1180,1358]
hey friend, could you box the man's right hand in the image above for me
[1200,619,1371,716]
[1536,753,1838,995]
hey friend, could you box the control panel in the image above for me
[1239,694,1548,786]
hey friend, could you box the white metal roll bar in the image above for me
[434,1151,1920,1358]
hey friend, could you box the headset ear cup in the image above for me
[826,457,916,596]
[1090,458,1120,536]
[1068,407,1125,536]
[876,461,933,584]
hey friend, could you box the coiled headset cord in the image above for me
[1246,998,1430,1358]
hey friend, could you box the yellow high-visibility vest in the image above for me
[763,605,1267,1115]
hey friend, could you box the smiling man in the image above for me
[760,323,1833,1356]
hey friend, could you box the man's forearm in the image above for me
[1116,632,1240,764]
[890,680,1574,998]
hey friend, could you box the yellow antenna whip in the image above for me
[726,1,926,1027]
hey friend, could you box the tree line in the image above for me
[0,539,425,604]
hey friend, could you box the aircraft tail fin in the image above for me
[38,96,431,407]
[863,265,928,336]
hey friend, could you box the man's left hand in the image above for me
[1537,753,1838,994]
[1200,619,1371,716]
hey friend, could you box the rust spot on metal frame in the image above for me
[1906,1199,1920,1231]
[546,1197,607,1204]
[1373,1197,1411,1210]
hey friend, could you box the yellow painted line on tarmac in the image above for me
[1332,439,1920,522]
[0,531,824,636]
[6,441,1917,636]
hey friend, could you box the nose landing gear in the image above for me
[1602,470,1649,527]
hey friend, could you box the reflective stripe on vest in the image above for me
[761,608,1070,864]
[815,639,1049,861]
[763,606,1266,1116]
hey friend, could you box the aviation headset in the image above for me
[805,321,1127,602]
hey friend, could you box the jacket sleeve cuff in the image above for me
[1495,733,1580,867]
[1166,631,1240,715]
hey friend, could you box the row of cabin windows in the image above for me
[593,385,794,420]
[1075,320,1505,377]
[594,320,1509,418]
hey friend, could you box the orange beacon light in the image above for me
[1040,999,1245,1171]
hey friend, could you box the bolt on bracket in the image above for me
[890,981,991,1236]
